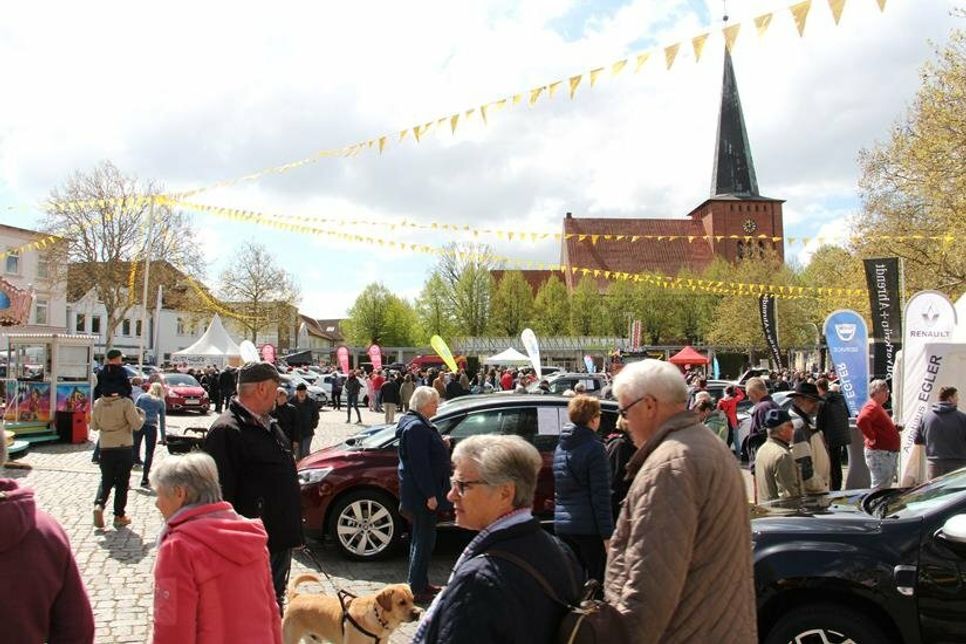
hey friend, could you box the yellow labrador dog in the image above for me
[283,574,422,644]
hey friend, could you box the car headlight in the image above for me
[298,467,333,487]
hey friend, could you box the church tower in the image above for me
[686,46,784,263]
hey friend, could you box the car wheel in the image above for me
[764,603,891,644]
[328,490,401,561]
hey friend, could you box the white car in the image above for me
[317,372,370,406]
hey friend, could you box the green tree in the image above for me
[489,271,534,336]
[343,283,419,346]
[434,242,494,336]
[597,280,637,336]
[634,283,678,345]
[532,275,570,335]
[671,269,719,344]
[800,245,869,326]
[569,276,599,335]
[854,24,966,296]
[415,272,455,342]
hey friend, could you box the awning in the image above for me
[483,347,532,365]
[668,346,709,366]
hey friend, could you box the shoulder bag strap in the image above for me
[484,549,570,608]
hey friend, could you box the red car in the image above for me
[297,395,619,560]
[156,372,210,414]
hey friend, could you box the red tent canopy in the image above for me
[668,346,709,366]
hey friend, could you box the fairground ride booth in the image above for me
[4,333,95,446]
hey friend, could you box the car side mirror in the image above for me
[936,514,966,545]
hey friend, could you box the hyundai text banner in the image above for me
[823,310,869,417]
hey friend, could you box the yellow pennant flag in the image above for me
[548,80,562,99]
[790,0,812,37]
[492,98,507,111]
[569,74,583,99]
[611,59,627,76]
[723,23,741,52]
[828,0,846,25]
[635,52,650,72]
[529,86,544,106]
[399,129,409,142]
[589,67,604,87]
[430,335,459,373]
[691,33,709,62]
[413,124,423,142]
[664,43,680,70]
[480,104,488,125]
[465,107,475,120]
[378,136,387,154]
[876,0,886,11]
[754,13,773,37]
[512,94,522,106]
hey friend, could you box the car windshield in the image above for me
[878,469,966,518]
[354,426,398,449]
[165,374,200,387]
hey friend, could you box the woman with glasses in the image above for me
[412,435,583,644]
[552,395,614,586]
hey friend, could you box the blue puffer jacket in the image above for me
[396,411,453,516]
[553,423,614,538]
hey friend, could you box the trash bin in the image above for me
[55,411,89,444]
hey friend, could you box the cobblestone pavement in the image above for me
[5,403,761,643]
[4,404,454,643]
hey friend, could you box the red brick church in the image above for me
[495,47,784,292]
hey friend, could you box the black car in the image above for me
[752,470,966,643]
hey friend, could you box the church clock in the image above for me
[742,219,758,234]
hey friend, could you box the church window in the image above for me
[736,241,745,259]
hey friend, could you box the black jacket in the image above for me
[344,375,361,398]
[380,379,401,405]
[94,364,132,400]
[416,518,582,644]
[817,391,852,448]
[203,399,303,551]
[218,369,237,397]
[271,402,299,444]
[445,380,467,400]
[291,396,319,438]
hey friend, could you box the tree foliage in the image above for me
[569,276,599,335]
[489,271,534,336]
[855,25,966,296]
[343,283,419,346]
[434,242,494,336]
[42,161,202,348]
[218,242,300,343]
[415,272,455,342]
[532,275,570,335]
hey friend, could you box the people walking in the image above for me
[381,374,401,424]
[291,383,319,459]
[271,387,299,456]
[91,393,144,529]
[217,366,237,413]
[412,435,583,643]
[400,373,415,413]
[133,382,167,488]
[203,362,303,614]
[396,386,451,603]
[330,371,343,410]
[553,395,613,586]
[606,359,756,643]
[150,452,282,643]
[344,370,363,424]
[717,385,745,457]
[1,438,96,644]
[912,386,966,479]
[815,377,852,491]
[857,379,901,490]
[755,409,804,502]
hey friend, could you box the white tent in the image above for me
[483,347,531,365]
[172,314,242,365]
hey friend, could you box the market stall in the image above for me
[171,314,242,367]
[4,333,95,444]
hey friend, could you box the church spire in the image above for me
[711,46,760,198]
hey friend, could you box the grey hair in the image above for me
[452,435,542,509]
[613,359,688,406]
[746,377,768,395]
[766,422,791,436]
[409,386,439,414]
[870,379,890,396]
[148,451,223,505]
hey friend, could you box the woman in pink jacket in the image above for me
[150,452,282,643]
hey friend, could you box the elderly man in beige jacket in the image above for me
[605,359,756,643]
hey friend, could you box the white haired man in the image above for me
[605,359,756,643]
[856,379,901,490]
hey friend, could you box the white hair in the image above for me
[409,386,440,414]
[613,359,688,406]
[870,379,890,396]
[149,451,223,505]
[452,435,542,509]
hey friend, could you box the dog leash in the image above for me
[337,589,384,643]
[297,545,335,582]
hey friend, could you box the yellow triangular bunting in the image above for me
[548,81,562,99]
[611,59,627,76]
[876,0,886,11]
[664,43,680,70]
[569,75,582,99]
[450,114,459,134]
[691,33,709,62]
[635,52,650,72]
[828,0,846,25]
[754,13,773,37]
[589,67,604,87]
[790,0,812,37]
[529,86,544,106]
[723,23,741,52]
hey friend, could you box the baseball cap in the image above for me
[764,409,792,428]
[237,361,281,385]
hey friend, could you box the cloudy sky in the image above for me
[0,0,958,318]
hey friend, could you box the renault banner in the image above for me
[823,310,869,417]
[758,294,783,369]
[863,258,903,380]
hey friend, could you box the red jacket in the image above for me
[153,502,282,644]
[716,389,745,430]
[0,479,94,644]
[857,400,900,452]
[500,372,513,390]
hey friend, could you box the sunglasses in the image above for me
[618,395,651,418]
[450,478,489,496]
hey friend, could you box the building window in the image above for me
[36,252,50,279]
[177,318,185,335]
[135,319,142,337]
[5,250,20,275]
[122,319,131,336]
[35,298,48,325]
[736,241,745,260]
[75,313,86,333]
[91,316,101,334]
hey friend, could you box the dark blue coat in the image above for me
[553,423,614,538]
[415,518,582,644]
[396,411,452,515]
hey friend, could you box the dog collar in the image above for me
[338,589,383,643]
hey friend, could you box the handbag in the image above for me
[485,549,630,644]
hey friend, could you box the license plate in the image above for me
[184,398,198,405]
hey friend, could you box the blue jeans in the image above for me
[299,435,314,460]
[407,507,437,593]
[865,448,898,490]
[132,424,158,483]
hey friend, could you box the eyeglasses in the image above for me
[618,395,650,418]
[450,478,489,496]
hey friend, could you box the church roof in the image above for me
[711,47,759,198]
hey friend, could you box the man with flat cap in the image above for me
[203,362,303,613]
[755,409,804,502]
[787,381,831,495]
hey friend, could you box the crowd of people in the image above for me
[4,348,966,643]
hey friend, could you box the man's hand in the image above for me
[426,497,438,511]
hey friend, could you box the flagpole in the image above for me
[137,198,156,372]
